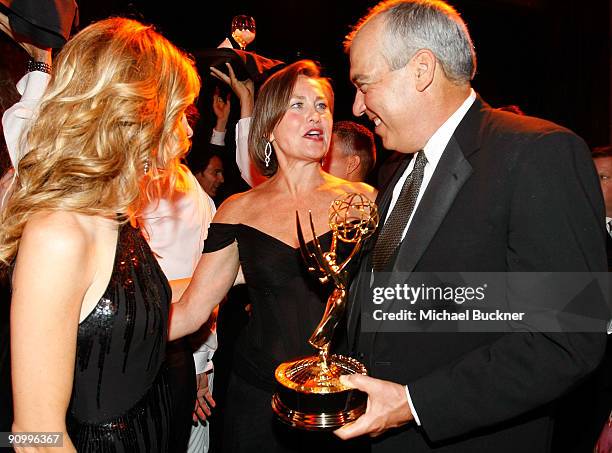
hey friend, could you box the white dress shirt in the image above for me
[235,116,267,187]
[2,71,51,169]
[142,171,215,280]
[210,128,226,146]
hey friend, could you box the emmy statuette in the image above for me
[272,193,378,430]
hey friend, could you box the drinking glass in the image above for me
[231,15,256,50]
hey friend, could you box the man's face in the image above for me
[196,155,224,197]
[349,19,423,153]
[594,156,612,217]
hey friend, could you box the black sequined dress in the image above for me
[66,224,172,452]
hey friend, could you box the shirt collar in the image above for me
[422,88,476,168]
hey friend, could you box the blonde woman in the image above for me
[0,18,200,452]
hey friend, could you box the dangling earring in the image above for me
[143,158,151,175]
[264,141,272,168]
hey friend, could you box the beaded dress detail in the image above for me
[67,224,172,452]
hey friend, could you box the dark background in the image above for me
[76,0,611,147]
[1,0,609,158]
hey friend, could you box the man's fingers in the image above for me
[203,389,216,408]
[0,13,50,58]
[225,62,237,82]
[192,380,214,424]
[192,408,206,423]
[339,374,356,389]
[194,410,207,423]
[340,373,373,391]
[193,401,207,423]
[0,13,13,37]
[210,66,230,84]
[193,394,211,424]
[198,396,212,416]
[334,412,371,440]
[335,375,371,440]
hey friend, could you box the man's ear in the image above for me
[412,49,436,92]
[347,154,361,177]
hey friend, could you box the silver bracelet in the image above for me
[27,59,52,74]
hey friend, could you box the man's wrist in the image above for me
[30,48,52,65]
[214,120,228,133]
[240,101,254,118]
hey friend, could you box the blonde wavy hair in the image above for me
[0,17,200,266]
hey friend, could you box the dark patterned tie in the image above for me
[372,151,428,272]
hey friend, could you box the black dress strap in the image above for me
[203,223,239,253]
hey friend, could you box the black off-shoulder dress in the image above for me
[204,223,358,453]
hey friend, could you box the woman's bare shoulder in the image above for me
[21,211,93,254]
[14,211,111,295]
[213,189,262,224]
[20,211,119,265]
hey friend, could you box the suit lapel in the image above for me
[367,138,474,335]
[391,136,473,274]
[606,231,612,271]
[384,96,486,277]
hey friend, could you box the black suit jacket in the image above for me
[607,231,612,271]
[347,97,608,452]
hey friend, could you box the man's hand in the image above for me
[334,374,414,439]
[210,63,254,118]
[0,12,51,62]
[0,12,14,41]
[192,371,216,424]
[211,88,231,133]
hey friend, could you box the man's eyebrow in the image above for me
[351,74,368,85]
